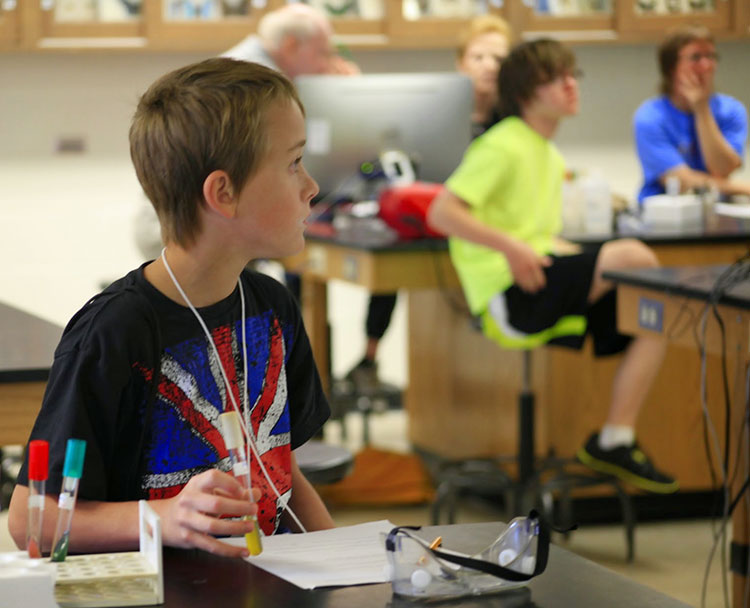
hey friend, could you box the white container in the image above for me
[561,178,585,233]
[642,194,702,227]
[580,173,613,235]
[0,553,57,608]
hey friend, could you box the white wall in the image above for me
[2,41,749,387]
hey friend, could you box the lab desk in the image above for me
[160,521,689,607]
[0,302,62,446]
[287,212,750,494]
[603,265,749,608]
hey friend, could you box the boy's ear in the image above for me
[203,170,237,218]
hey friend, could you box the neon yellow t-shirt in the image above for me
[445,116,565,314]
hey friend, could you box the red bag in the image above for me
[377,182,445,239]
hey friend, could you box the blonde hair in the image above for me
[457,14,512,60]
[130,58,302,248]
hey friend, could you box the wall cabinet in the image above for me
[2,0,749,52]
[0,0,20,49]
[618,0,736,38]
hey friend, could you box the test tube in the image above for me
[51,439,86,562]
[219,411,263,556]
[26,440,48,558]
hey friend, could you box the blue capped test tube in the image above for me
[50,439,86,562]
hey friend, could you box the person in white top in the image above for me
[222,3,358,78]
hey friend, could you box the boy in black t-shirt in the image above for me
[9,58,334,558]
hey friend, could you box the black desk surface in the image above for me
[603,264,750,310]
[162,522,689,607]
[0,301,62,382]
[305,209,750,252]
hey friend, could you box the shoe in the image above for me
[577,433,679,494]
[343,357,380,395]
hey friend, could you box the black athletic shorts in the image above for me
[488,246,631,356]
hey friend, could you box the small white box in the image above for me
[0,553,58,608]
[642,194,702,226]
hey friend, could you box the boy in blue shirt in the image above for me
[9,59,335,558]
[634,24,749,203]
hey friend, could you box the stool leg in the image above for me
[519,391,535,486]
[611,482,637,562]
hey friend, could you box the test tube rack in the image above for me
[54,500,164,607]
[0,500,164,608]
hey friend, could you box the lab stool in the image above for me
[295,440,354,486]
[329,378,402,446]
[427,349,636,562]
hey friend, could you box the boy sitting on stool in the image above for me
[427,39,678,494]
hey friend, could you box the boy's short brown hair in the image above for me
[130,58,302,248]
[497,38,576,120]
[456,14,512,60]
[658,24,714,96]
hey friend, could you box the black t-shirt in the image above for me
[18,264,329,534]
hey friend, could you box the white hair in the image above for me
[258,4,332,51]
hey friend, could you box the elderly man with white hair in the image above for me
[222,3,359,77]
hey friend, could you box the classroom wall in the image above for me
[2,41,749,387]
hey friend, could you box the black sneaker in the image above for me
[343,358,380,395]
[577,433,679,494]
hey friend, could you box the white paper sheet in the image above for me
[715,202,750,218]
[222,520,396,589]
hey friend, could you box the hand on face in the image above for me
[675,68,713,110]
[327,55,360,75]
[673,41,716,110]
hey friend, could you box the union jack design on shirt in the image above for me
[136,310,293,535]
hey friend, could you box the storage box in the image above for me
[642,194,702,227]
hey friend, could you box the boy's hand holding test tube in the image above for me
[219,411,263,556]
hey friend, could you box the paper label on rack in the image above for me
[58,494,75,510]
[233,462,249,477]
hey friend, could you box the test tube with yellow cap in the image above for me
[219,411,263,556]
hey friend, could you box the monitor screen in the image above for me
[295,73,473,197]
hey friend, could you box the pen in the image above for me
[26,439,48,558]
[219,411,263,556]
[50,439,86,562]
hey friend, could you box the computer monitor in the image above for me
[295,73,473,197]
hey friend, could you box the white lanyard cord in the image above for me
[160,249,306,533]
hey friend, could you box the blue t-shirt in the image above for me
[633,94,747,203]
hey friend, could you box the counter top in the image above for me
[0,301,62,382]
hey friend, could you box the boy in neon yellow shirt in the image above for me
[428,39,677,494]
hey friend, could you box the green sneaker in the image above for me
[577,433,679,494]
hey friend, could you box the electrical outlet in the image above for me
[638,297,663,332]
[56,136,86,154]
